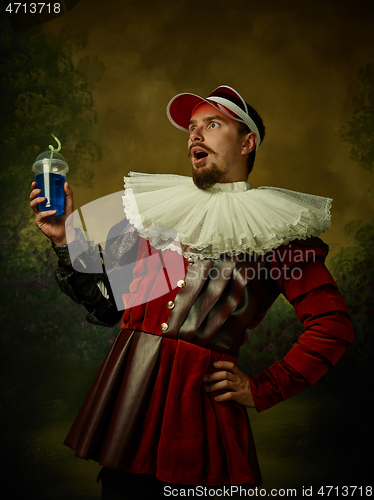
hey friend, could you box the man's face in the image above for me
[187,103,252,190]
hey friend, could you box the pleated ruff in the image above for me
[64,329,261,486]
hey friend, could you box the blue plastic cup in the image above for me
[32,152,69,216]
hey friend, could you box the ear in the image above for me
[241,132,257,155]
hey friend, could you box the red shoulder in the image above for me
[267,237,337,302]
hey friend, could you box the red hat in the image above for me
[167,85,261,150]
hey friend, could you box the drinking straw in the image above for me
[49,133,61,159]
[43,134,61,208]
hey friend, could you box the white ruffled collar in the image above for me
[122,172,332,259]
[207,181,253,193]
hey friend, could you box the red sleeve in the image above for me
[249,242,354,413]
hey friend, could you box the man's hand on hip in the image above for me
[203,360,256,408]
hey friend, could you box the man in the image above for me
[30,86,353,498]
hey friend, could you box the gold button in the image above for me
[161,323,168,333]
[167,301,175,310]
[187,256,194,264]
[177,280,186,288]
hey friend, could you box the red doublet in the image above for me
[64,238,353,486]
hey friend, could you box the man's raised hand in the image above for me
[30,181,74,246]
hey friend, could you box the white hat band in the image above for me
[207,96,261,150]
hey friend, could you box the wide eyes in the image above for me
[189,121,220,133]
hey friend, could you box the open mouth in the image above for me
[191,147,209,164]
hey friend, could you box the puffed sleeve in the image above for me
[53,218,139,327]
[249,238,354,412]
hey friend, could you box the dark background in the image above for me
[1,0,373,498]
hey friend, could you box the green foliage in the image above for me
[328,219,374,364]
[0,263,119,429]
[239,296,302,375]
[0,199,120,430]
[0,15,106,278]
[0,14,110,431]
[341,62,374,172]
[0,16,104,198]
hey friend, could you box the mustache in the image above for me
[188,143,216,158]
